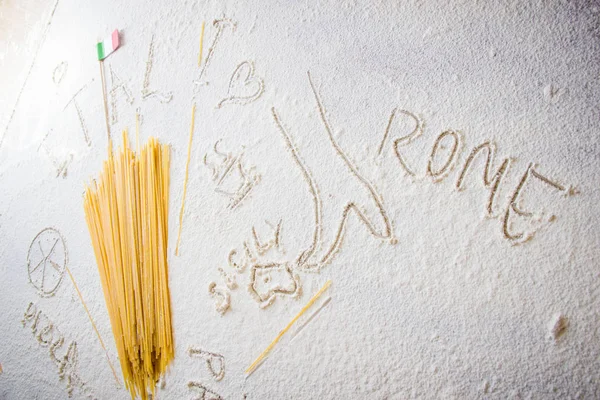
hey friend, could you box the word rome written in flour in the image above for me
[376,105,576,245]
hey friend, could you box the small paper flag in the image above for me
[97,29,120,60]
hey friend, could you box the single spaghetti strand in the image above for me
[198,22,206,67]
[175,103,196,256]
[135,112,140,152]
[65,266,121,387]
[245,280,332,375]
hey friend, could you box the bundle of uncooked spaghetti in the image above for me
[83,132,173,400]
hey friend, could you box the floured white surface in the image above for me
[1,1,599,398]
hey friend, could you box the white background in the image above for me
[1,1,599,398]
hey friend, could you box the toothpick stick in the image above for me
[245,280,332,375]
[175,103,196,256]
[99,60,111,143]
[65,266,121,387]
[198,22,205,67]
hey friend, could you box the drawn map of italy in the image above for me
[272,72,396,272]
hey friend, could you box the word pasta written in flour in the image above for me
[185,346,229,399]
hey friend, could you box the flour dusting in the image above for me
[0,1,599,399]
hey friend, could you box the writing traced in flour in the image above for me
[427,130,462,182]
[64,83,93,147]
[502,163,571,244]
[204,140,261,210]
[252,220,283,256]
[141,34,173,103]
[208,282,231,315]
[109,65,135,125]
[194,18,237,86]
[205,68,576,315]
[382,109,423,176]
[210,220,287,313]
[27,228,68,297]
[455,141,510,217]
[22,303,96,399]
[188,348,225,381]
[217,61,264,108]
[227,241,254,274]
[52,62,68,85]
[218,266,237,290]
[187,381,223,400]
[379,100,576,243]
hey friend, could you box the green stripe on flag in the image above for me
[97,42,105,60]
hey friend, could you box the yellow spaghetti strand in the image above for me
[135,112,140,152]
[65,266,121,387]
[245,280,332,375]
[198,22,205,67]
[175,103,196,256]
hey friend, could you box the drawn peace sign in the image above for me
[27,228,68,297]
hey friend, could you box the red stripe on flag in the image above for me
[111,29,120,51]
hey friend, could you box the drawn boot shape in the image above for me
[271,72,396,272]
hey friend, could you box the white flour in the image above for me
[1,1,599,398]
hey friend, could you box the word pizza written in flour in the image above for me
[21,302,96,399]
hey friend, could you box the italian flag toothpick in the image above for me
[97,29,120,60]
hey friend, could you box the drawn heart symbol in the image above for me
[218,61,264,108]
